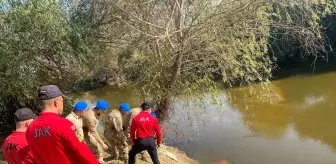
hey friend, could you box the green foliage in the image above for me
[0,0,335,124]
[0,0,99,133]
[105,0,335,119]
[115,1,272,97]
[0,0,94,95]
[269,0,336,61]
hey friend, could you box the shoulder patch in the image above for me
[75,131,84,142]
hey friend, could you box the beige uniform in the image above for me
[65,112,84,143]
[82,108,106,162]
[105,109,128,163]
[123,108,141,135]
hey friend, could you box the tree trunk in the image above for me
[170,0,184,89]
[155,0,185,122]
[155,97,171,122]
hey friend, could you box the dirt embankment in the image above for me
[104,145,197,164]
[0,145,197,164]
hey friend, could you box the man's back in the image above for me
[2,131,35,164]
[26,112,99,164]
[128,103,162,164]
[81,108,105,148]
[105,110,125,138]
[106,110,123,131]
[130,112,162,144]
[82,108,97,128]
[104,110,127,144]
[124,108,141,132]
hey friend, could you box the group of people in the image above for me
[1,85,162,164]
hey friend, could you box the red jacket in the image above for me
[1,131,35,164]
[25,112,99,164]
[130,111,162,145]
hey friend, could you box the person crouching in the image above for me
[104,103,130,164]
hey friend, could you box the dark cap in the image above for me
[14,108,36,122]
[140,102,154,110]
[38,85,64,100]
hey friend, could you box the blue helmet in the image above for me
[120,103,131,113]
[96,100,109,110]
[151,112,157,118]
[74,101,88,111]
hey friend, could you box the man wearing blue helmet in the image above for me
[82,100,109,163]
[66,101,88,143]
[104,102,130,164]
[151,112,157,118]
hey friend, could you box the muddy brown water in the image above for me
[74,72,336,164]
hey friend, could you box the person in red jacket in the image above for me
[129,102,162,164]
[25,85,99,164]
[2,108,36,164]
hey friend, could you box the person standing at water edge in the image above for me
[66,101,88,143]
[124,107,150,162]
[82,100,109,163]
[26,85,99,164]
[2,108,36,164]
[129,102,162,164]
[104,103,129,164]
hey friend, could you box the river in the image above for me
[74,72,336,164]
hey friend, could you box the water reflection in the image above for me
[73,86,142,109]
[166,83,336,164]
[74,72,336,164]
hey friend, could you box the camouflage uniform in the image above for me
[65,112,84,143]
[123,108,141,135]
[123,108,150,161]
[82,108,106,163]
[105,109,128,164]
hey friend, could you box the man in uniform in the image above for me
[26,85,99,164]
[129,102,162,164]
[123,106,150,161]
[123,107,141,136]
[82,100,109,163]
[104,103,130,164]
[66,101,87,143]
[2,108,36,164]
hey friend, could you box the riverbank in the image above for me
[0,145,197,164]
[104,145,197,164]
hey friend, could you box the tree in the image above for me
[0,0,98,133]
[90,0,335,120]
[0,0,334,134]
[269,0,336,63]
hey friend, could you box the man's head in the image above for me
[74,101,88,116]
[38,85,65,115]
[94,100,109,114]
[119,103,131,115]
[140,102,153,113]
[14,108,36,131]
